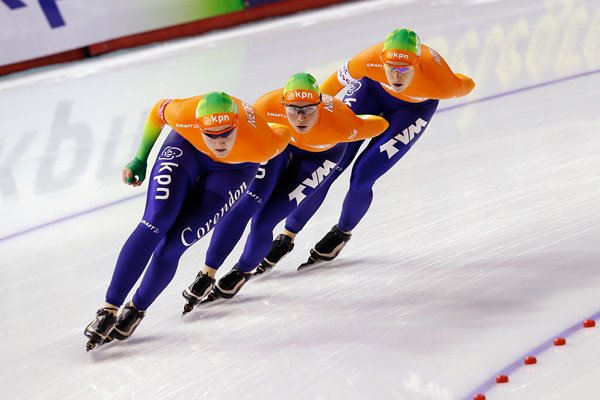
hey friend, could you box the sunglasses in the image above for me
[202,125,236,139]
[383,63,413,74]
[281,100,321,116]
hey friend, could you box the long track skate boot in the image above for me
[182,271,215,314]
[109,301,146,341]
[212,265,252,299]
[254,234,295,275]
[299,225,351,269]
[84,306,117,351]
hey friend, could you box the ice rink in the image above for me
[1,0,599,399]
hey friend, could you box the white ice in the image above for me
[1,0,599,399]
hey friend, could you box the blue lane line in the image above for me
[1,68,599,244]
[465,310,600,400]
[438,68,600,114]
[0,193,144,243]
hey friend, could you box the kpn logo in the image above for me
[390,52,409,60]
[203,114,231,126]
[286,91,315,101]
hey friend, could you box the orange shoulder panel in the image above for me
[254,90,388,152]
[290,95,388,151]
[321,43,380,96]
[230,97,291,163]
[337,42,474,102]
[400,45,475,100]
[318,96,388,142]
[253,89,287,125]
[162,95,290,164]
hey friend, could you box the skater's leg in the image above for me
[204,150,289,270]
[284,140,363,233]
[131,162,259,310]
[285,77,383,234]
[237,144,347,271]
[105,132,200,307]
[338,99,439,231]
[86,132,200,347]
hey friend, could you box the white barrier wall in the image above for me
[0,0,245,66]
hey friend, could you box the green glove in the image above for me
[125,157,148,183]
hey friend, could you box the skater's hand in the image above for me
[122,157,147,187]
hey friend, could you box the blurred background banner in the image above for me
[0,0,247,67]
[245,0,286,5]
[0,0,351,75]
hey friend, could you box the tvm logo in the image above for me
[288,160,337,205]
[2,0,66,28]
[379,118,428,158]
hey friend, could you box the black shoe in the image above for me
[182,271,216,305]
[254,234,295,275]
[84,307,117,344]
[310,225,351,261]
[213,265,252,299]
[110,301,146,341]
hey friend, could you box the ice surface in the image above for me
[1,1,599,399]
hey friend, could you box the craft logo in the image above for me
[175,123,197,129]
[140,219,159,234]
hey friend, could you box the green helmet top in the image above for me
[195,92,239,131]
[282,72,321,104]
[381,28,421,65]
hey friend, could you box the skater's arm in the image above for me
[352,114,389,140]
[446,73,475,98]
[123,99,172,186]
[321,44,375,96]
[328,98,388,142]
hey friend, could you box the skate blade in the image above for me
[252,268,271,277]
[182,302,195,315]
[297,257,322,271]
[199,292,219,304]
[183,293,219,315]
[86,340,99,351]
[85,333,115,351]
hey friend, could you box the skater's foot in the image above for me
[109,301,146,341]
[254,234,295,275]
[183,271,215,304]
[84,305,118,350]
[310,225,351,262]
[213,265,252,299]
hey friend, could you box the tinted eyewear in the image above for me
[281,100,321,115]
[202,125,237,139]
[383,63,413,74]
